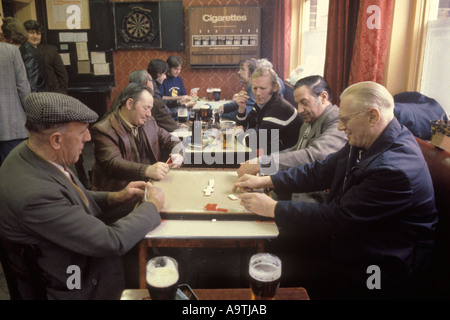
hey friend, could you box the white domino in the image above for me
[203,179,215,197]
[228,194,239,200]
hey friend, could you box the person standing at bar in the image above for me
[0,17,48,92]
[0,13,31,165]
[23,20,68,94]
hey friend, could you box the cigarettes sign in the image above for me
[188,6,261,67]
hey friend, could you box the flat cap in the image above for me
[24,92,98,125]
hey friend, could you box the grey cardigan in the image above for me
[277,104,347,170]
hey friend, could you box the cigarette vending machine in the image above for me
[188,6,261,68]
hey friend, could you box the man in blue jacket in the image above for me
[234,81,438,299]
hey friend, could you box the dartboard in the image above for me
[120,7,158,43]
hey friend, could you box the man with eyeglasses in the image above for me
[237,75,347,179]
[233,81,438,299]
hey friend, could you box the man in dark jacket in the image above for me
[24,20,68,94]
[234,81,438,299]
[235,67,302,155]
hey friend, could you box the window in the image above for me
[288,0,329,85]
[420,0,450,115]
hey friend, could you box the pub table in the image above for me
[121,287,310,300]
[138,168,279,289]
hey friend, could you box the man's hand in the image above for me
[145,162,170,180]
[179,95,192,104]
[236,91,249,114]
[107,181,146,206]
[170,153,183,168]
[144,182,165,212]
[185,100,197,108]
[232,174,273,192]
[239,193,277,218]
[237,158,260,177]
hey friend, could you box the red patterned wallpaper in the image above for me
[108,0,275,108]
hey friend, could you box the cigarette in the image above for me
[144,183,148,202]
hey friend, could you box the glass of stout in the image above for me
[177,106,188,123]
[249,253,281,300]
[146,256,179,300]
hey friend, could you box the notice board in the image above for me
[188,6,261,68]
[42,0,115,90]
[41,0,115,118]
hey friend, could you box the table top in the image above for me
[145,220,279,239]
[121,287,310,300]
[152,168,264,218]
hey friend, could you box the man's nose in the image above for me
[337,121,346,131]
[84,130,92,142]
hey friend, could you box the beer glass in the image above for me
[146,256,179,300]
[177,106,188,123]
[220,120,235,149]
[200,105,211,121]
[213,88,221,101]
[207,88,214,101]
[249,253,281,300]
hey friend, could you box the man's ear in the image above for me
[125,98,134,111]
[368,107,381,125]
[319,91,329,105]
[49,131,63,150]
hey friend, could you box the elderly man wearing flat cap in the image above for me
[0,92,164,300]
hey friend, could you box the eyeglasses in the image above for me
[338,110,367,125]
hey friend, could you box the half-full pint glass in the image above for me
[146,256,179,300]
[249,253,281,300]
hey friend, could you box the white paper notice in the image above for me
[91,52,106,64]
[60,53,71,66]
[76,42,89,61]
[59,32,74,42]
[73,32,88,42]
[93,63,110,75]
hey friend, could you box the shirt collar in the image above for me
[118,108,139,137]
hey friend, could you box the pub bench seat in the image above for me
[415,137,450,299]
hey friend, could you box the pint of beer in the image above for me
[213,88,221,101]
[146,256,179,300]
[207,88,214,101]
[220,120,236,149]
[249,253,281,300]
[177,106,188,123]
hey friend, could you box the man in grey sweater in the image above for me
[238,75,347,177]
